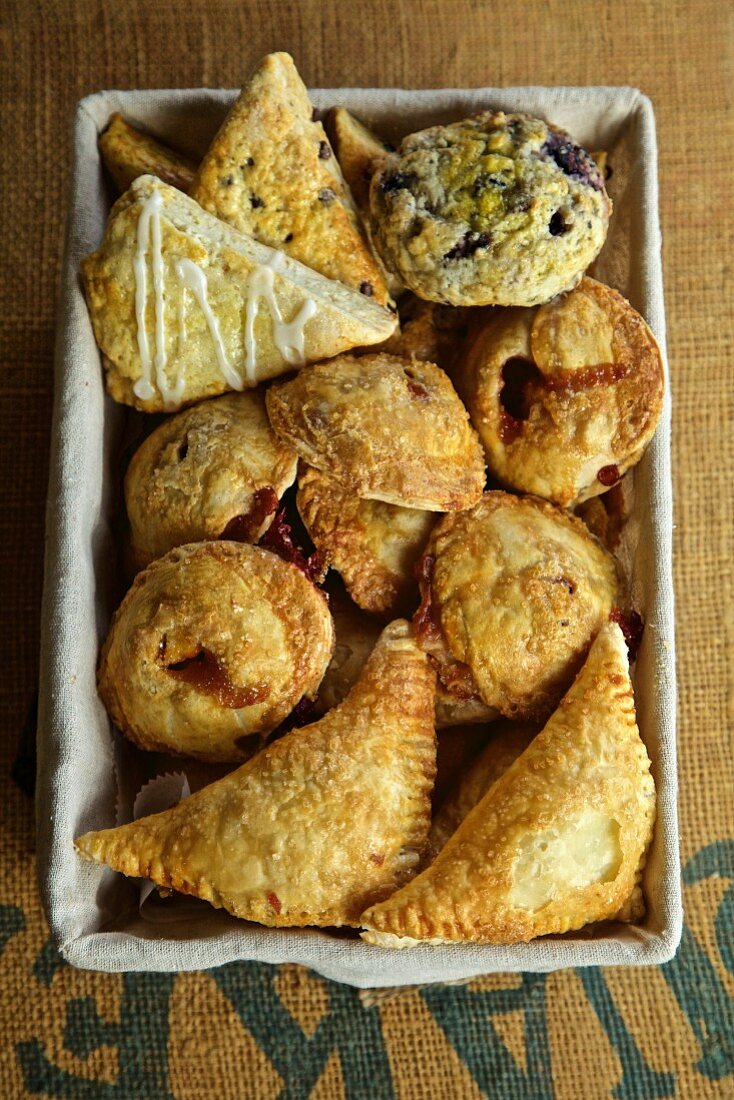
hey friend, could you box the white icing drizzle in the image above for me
[132,190,184,408]
[244,252,317,383]
[175,259,243,391]
[133,191,315,400]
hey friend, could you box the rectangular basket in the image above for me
[38,85,681,987]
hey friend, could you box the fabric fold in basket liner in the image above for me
[37,85,681,987]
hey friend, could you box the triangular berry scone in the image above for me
[82,176,396,411]
[189,52,391,305]
[360,621,655,945]
[76,621,436,928]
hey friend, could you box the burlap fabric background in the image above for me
[1,0,732,1096]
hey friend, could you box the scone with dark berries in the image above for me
[370,111,610,306]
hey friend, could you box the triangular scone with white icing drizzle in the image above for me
[76,620,437,928]
[189,52,391,306]
[360,622,655,946]
[82,175,397,412]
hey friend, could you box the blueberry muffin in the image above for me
[370,111,611,307]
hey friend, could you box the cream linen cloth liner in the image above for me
[37,86,681,986]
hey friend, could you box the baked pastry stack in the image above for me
[76,52,664,947]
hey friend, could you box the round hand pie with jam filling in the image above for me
[125,392,298,570]
[266,353,486,511]
[296,464,436,615]
[457,277,664,506]
[370,111,610,307]
[416,491,622,721]
[98,541,335,763]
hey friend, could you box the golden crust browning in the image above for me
[266,353,486,511]
[323,106,404,299]
[79,620,437,928]
[457,277,664,506]
[428,720,538,859]
[421,491,622,720]
[99,113,197,194]
[189,53,390,305]
[98,541,334,762]
[81,176,397,412]
[297,464,435,614]
[125,392,298,568]
[360,622,655,944]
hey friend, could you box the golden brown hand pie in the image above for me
[78,620,436,928]
[98,541,334,762]
[457,277,664,506]
[574,479,630,552]
[266,353,486,511]
[99,113,197,194]
[296,464,435,615]
[416,491,622,720]
[82,175,397,412]
[428,720,538,859]
[379,296,482,377]
[432,725,492,809]
[189,53,390,306]
[313,594,383,716]
[360,621,655,944]
[125,392,298,569]
[312,592,496,729]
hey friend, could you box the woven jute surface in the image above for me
[1,1,732,1096]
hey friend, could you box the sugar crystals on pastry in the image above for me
[416,491,622,720]
[82,175,397,412]
[266,353,486,511]
[98,541,334,762]
[125,392,298,569]
[189,52,390,306]
[297,464,435,615]
[78,620,436,928]
[360,621,655,945]
[370,111,610,307]
[457,277,664,506]
[428,720,538,859]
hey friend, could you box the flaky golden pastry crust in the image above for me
[266,353,486,511]
[428,720,538,860]
[457,277,664,506]
[379,296,484,376]
[125,392,297,568]
[419,491,622,720]
[360,622,655,944]
[189,53,389,305]
[82,175,397,412]
[98,542,334,762]
[432,725,492,809]
[79,620,437,928]
[297,464,435,614]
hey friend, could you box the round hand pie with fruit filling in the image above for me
[98,542,334,763]
[370,111,610,307]
[458,277,664,506]
[266,353,486,511]
[417,491,622,720]
[296,464,436,615]
[125,392,298,569]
